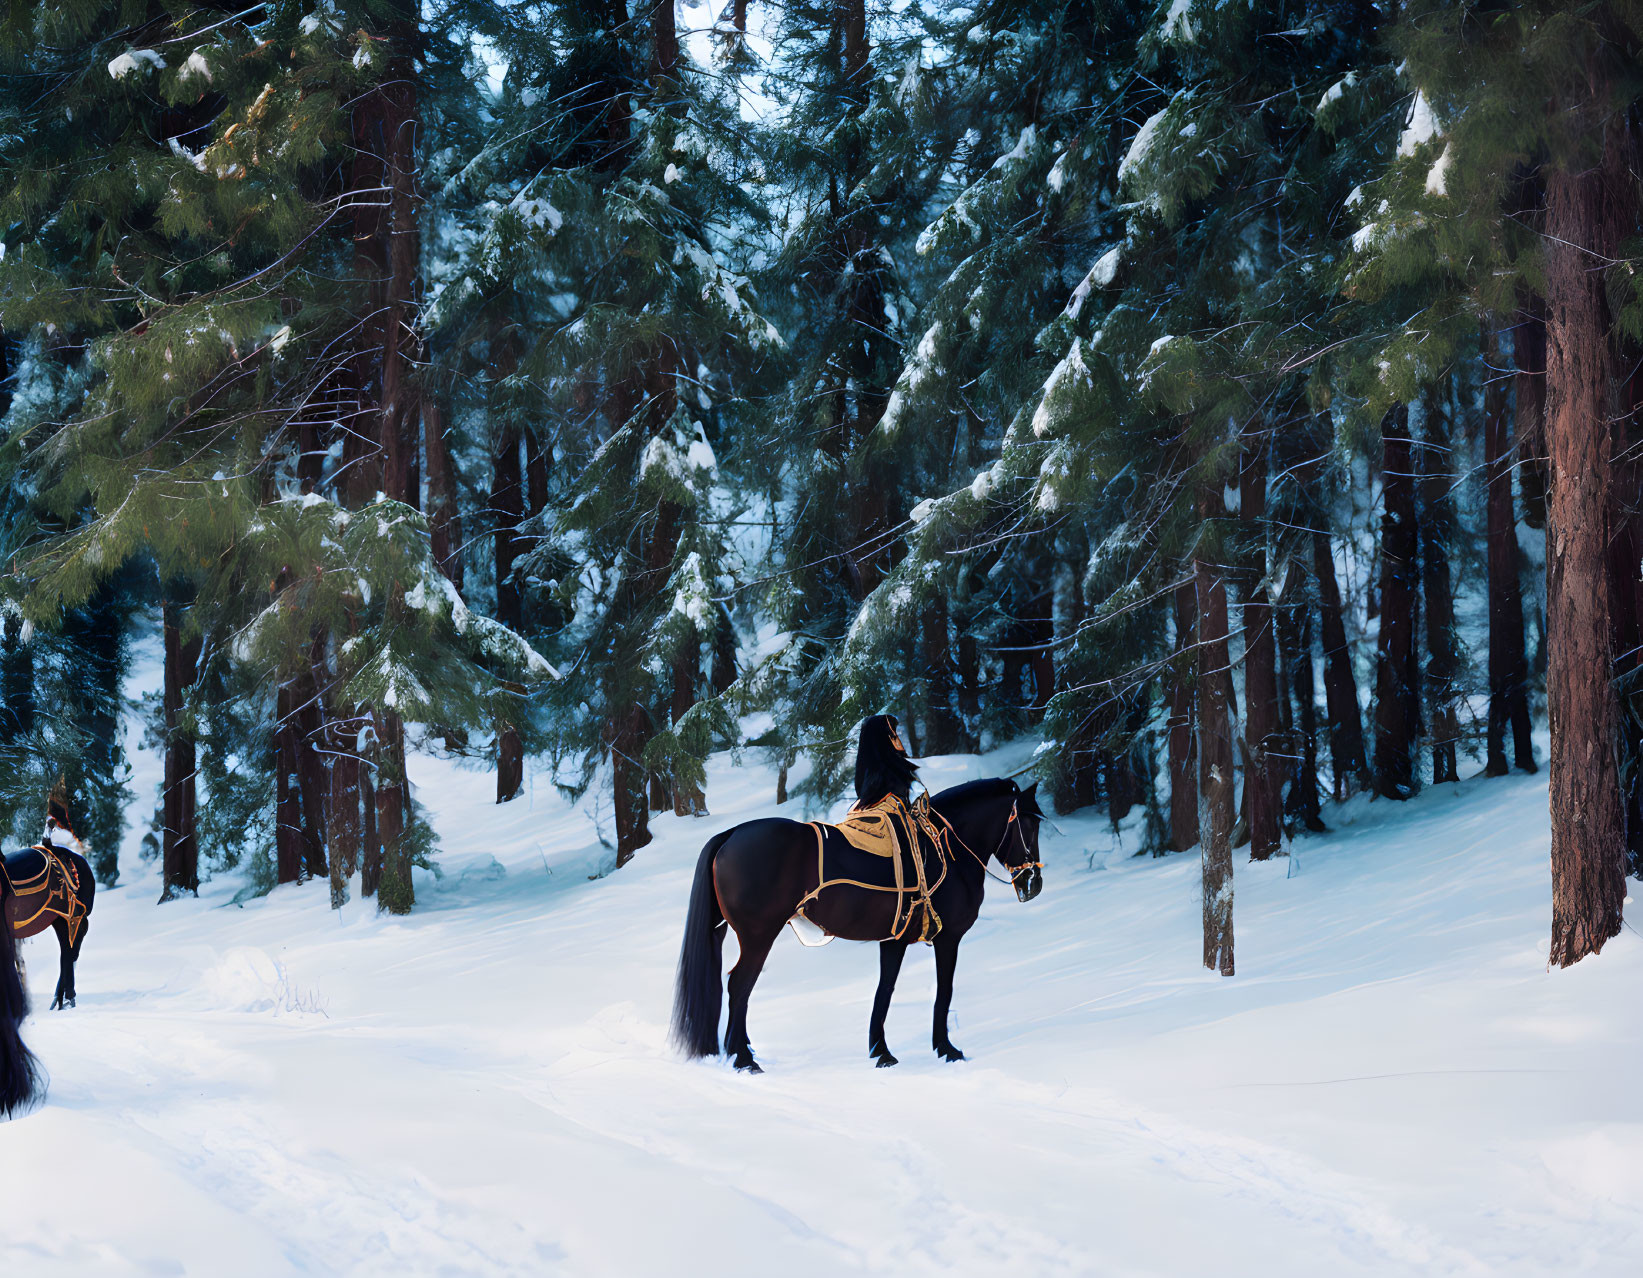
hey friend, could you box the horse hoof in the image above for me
[936,1046,966,1063]
[873,1052,899,1068]
[734,1056,763,1074]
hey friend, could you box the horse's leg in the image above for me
[869,939,908,1067]
[65,915,85,1006]
[724,927,778,1073]
[932,933,965,1062]
[50,918,73,1010]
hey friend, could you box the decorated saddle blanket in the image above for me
[2,845,87,945]
[800,795,952,943]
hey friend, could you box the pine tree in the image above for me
[434,1,774,864]
[732,0,952,802]
[1352,1,1637,963]
[0,1,550,906]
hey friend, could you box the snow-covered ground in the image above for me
[3,720,1641,1275]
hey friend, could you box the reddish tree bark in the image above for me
[1373,405,1421,800]
[497,719,524,804]
[1543,102,1628,967]
[336,4,424,916]
[1485,325,1535,776]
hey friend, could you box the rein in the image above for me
[932,796,1042,887]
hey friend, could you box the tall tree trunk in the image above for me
[158,595,201,902]
[1419,391,1462,786]
[374,707,413,914]
[274,680,307,885]
[327,703,366,907]
[294,642,329,880]
[1373,405,1421,800]
[70,597,125,885]
[670,657,706,817]
[1612,354,1643,879]
[488,332,525,803]
[1241,444,1281,859]
[491,337,526,632]
[1485,324,1535,776]
[1543,105,1628,967]
[1313,528,1367,797]
[1168,578,1198,852]
[342,69,389,506]
[956,629,982,725]
[377,39,421,510]
[650,0,679,82]
[361,762,381,898]
[1196,552,1235,976]
[1279,559,1325,832]
[1516,293,1550,530]
[608,702,653,867]
[637,343,697,832]
[341,4,423,914]
[526,438,550,518]
[497,717,524,803]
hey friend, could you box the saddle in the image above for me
[799,794,952,943]
[2,844,87,946]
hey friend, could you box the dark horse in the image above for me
[2,869,44,1117]
[2,833,96,1013]
[672,778,1045,1071]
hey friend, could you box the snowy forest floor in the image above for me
[3,709,1642,1275]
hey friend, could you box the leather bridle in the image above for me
[938,796,1043,889]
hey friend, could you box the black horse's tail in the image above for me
[671,830,733,1058]
[0,881,44,1118]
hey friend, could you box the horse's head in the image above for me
[1003,782,1045,902]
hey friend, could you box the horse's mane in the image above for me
[931,777,1011,803]
[931,777,1041,817]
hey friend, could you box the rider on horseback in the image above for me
[42,800,84,855]
[853,714,918,808]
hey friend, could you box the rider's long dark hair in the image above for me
[854,715,919,806]
[0,878,44,1117]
